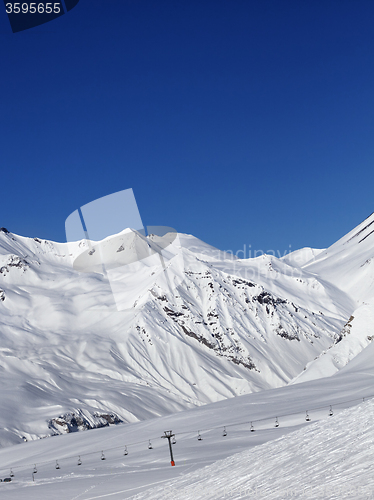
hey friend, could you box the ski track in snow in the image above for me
[131,400,374,500]
[2,397,373,499]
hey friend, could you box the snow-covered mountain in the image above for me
[0,212,373,447]
[291,212,374,383]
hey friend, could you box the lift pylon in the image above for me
[161,430,176,466]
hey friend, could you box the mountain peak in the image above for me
[0,214,373,446]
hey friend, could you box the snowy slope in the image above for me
[281,246,324,268]
[133,399,374,500]
[303,211,374,303]
[1,211,373,448]
[0,223,354,447]
[291,212,374,384]
[1,337,374,499]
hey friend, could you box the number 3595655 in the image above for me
[6,3,62,14]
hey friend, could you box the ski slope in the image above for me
[135,399,374,500]
[1,338,374,498]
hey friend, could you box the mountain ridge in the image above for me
[0,214,372,447]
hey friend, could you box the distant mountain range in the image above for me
[0,213,373,447]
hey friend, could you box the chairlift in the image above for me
[329,405,333,417]
[148,440,153,450]
[33,464,37,474]
[101,451,106,460]
[250,422,255,432]
[172,435,177,445]
[275,417,279,428]
[124,446,128,456]
[305,411,311,422]
[77,456,82,466]
[10,469,14,478]
[197,431,202,441]
[55,460,60,470]
[222,426,227,437]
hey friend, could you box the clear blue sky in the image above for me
[1,0,374,255]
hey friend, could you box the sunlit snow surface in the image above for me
[1,341,374,498]
[0,212,374,498]
[136,400,374,500]
[1,221,365,446]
